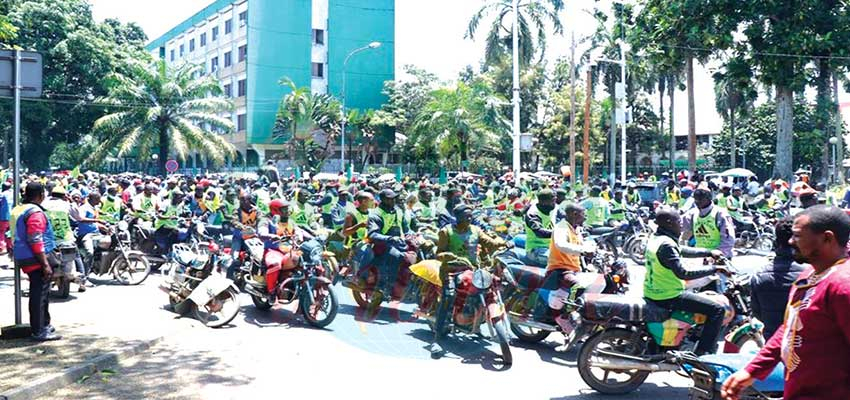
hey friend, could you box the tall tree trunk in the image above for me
[816,60,832,181]
[834,72,845,183]
[158,125,168,175]
[686,57,696,176]
[668,75,676,174]
[582,68,592,183]
[729,105,736,169]
[774,85,794,180]
[658,77,665,164]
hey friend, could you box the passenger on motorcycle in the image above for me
[132,184,160,221]
[43,185,84,291]
[226,193,258,279]
[608,189,627,224]
[625,182,641,207]
[154,190,187,255]
[645,207,730,355]
[581,186,610,228]
[524,189,566,268]
[99,185,122,224]
[546,203,597,334]
[413,187,436,225]
[366,188,412,301]
[315,181,339,229]
[681,187,735,258]
[291,188,320,231]
[429,203,505,358]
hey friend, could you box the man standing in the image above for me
[11,182,60,341]
[723,206,850,400]
[681,187,736,258]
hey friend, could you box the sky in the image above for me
[88,0,722,136]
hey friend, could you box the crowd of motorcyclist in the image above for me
[6,163,848,397]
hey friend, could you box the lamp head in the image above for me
[368,42,382,49]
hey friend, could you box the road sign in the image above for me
[165,159,179,173]
[0,50,42,98]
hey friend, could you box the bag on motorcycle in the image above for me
[581,294,670,322]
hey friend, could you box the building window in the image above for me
[237,79,247,97]
[311,62,324,78]
[224,51,232,67]
[212,26,219,41]
[170,49,175,61]
[238,45,247,62]
[224,83,232,97]
[225,19,232,34]
[189,38,195,52]
[238,11,247,27]
[179,44,184,57]
[237,114,247,131]
[200,33,206,47]
[312,29,324,45]
[210,57,219,72]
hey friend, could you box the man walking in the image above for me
[11,181,60,341]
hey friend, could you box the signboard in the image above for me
[165,159,179,173]
[0,50,43,98]
[520,133,534,152]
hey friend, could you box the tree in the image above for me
[411,81,510,170]
[272,78,342,173]
[88,60,235,174]
[465,0,564,68]
[0,14,17,45]
[712,55,757,169]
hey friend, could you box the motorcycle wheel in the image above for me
[578,328,650,395]
[301,284,338,328]
[323,257,339,283]
[754,234,775,252]
[510,323,551,343]
[251,294,273,311]
[732,331,766,354]
[494,317,513,365]
[193,288,241,328]
[112,255,151,286]
[628,236,647,264]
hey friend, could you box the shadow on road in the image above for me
[549,382,689,399]
[406,328,512,372]
[238,303,328,331]
[510,339,579,368]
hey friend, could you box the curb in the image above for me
[0,335,165,400]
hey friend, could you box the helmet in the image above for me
[268,199,289,216]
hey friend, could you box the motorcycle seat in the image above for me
[581,294,671,322]
[506,264,547,290]
[588,226,615,236]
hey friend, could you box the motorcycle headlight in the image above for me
[472,269,493,290]
[117,220,129,231]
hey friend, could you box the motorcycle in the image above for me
[49,243,79,299]
[341,233,435,310]
[160,242,241,328]
[735,211,775,252]
[87,221,151,285]
[676,351,784,400]
[410,248,514,365]
[133,215,209,270]
[575,258,764,395]
[234,236,339,328]
[503,254,629,351]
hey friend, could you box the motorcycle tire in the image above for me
[112,255,151,286]
[251,294,273,311]
[754,234,775,252]
[193,288,241,328]
[351,288,372,309]
[578,328,650,395]
[628,236,647,264]
[510,323,551,343]
[732,331,766,354]
[494,317,513,365]
[301,284,338,328]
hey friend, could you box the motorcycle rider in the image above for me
[99,185,122,224]
[429,203,505,358]
[664,179,681,207]
[608,189,627,225]
[226,193,258,279]
[291,188,320,232]
[725,185,752,231]
[75,192,106,281]
[132,184,160,221]
[413,187,436,225]
[581,186,610,228]
[366,189,411,305]
[437,187,463,228]
[42,185,83,292]
[315,181,339,229]
[625,182,642,207]
[681,186,736,258]
[154,190,186,255]
[524,189,566,268]
[645,207,729,355]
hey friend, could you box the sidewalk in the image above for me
[0,263,198,397]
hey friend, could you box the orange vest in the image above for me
[547,221,582,272]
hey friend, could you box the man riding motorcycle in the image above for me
[154,190,187,255]
[99,185,122,224]
[681,186,735,258]
[366,189,411,304]
[132,184,159,221]
[581,186,611,228]
[226,193,258,279]
[645,207,729,355]
[429,203,505,358]
[524,189,565,268]
[292,188,320,232]
[42,186,83,292]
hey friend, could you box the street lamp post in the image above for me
[341,41,381,176]
[594,42,629,186]
[511,0,521,176]
[830,136,839,186]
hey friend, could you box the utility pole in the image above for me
[511,0,521,176]
[834,73,845,183]
[619,40,627,183]
[569,32,576,186]
[582,67,592,184]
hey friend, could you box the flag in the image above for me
[70,166,81,178]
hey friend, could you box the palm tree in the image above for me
[412,82,510,170]
[713,56,756,169]
[272,78,341,172]
[466,0,564,68]
[89,59,235,174]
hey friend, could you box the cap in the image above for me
[51,185,67,196]
[379,188,398,199]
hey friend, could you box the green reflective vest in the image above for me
[693,208,721,250]
[644,235,685,301]
[583,197,609,227]
[726,196,743,220]
[292,202,315,227]
[446,224,480,265]
[715,194,727,209]
[155,204,183,230]
[43,199,73,243]
[482,191,495,207]
[322,193,338,214]
[609,199,626,221]
[377,207,404,236]
[524,205,553,251]
[348,208,370,244]
[100,196,121,224]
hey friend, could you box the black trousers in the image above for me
[26,269,51,335]
[650,292,725,355]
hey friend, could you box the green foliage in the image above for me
[49,135,96,169]
[88,60,236,174]
[0,14,18,45]
[272,78,342,173]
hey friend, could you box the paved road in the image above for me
[48,266,693,400]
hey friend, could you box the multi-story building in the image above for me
[146,0,395,170]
